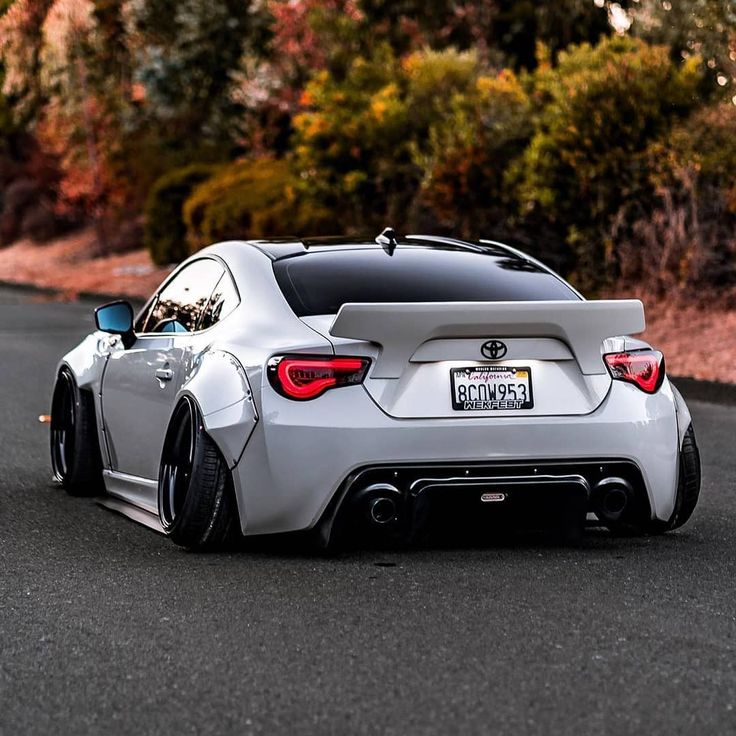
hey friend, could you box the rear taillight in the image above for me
[604,349,665,394]
[268,355,370,400]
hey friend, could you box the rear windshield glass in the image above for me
[273,247,580,316]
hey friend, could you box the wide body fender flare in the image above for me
[176,349,258,469]
[670,381,693,449]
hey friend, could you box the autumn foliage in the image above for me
[0,0,735,293]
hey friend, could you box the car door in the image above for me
[101,258,225,480]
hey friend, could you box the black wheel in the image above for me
[50,368,104,496]
[158,397,238,551]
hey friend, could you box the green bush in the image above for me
[514,36,703,288]
[292,45,412,229]
[663,103,736,193]
[144,164,220,265]
[292,46,532,234]
[183,158,331,250]
[413,66,532,236]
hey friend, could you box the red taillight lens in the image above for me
[268,355,370,400]
[604,349,665,394]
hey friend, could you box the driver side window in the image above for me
[140,259,224,334]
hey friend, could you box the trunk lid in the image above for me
[301,300,645,418]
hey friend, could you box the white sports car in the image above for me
[50,230,701,550]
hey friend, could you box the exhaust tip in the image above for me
[351,483,402,527]
[370,497,398,524]
[593,477,634,523]
[602,487,628,516]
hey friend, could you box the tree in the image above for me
[182,158,329,249]
[628,0,736,98]
[292,45,533,234]
[292,45,412,228]
[267,0,620,75]
[414,63,532,236]
[1,0,271,249]
[125,0,269,149]
[0,0,54,123]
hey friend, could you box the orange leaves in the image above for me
[0,0,53,102]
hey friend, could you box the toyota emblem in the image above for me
[481,340,508,360]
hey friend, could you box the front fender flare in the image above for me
[58,333,110,392]
[178,350,258,468]
[57,333,114,468]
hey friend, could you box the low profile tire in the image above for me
[50,368,104,496]
[158,397,237,551]
[618,423,701,536]
[662,423,701,531]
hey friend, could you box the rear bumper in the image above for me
[233,379,680,536]
[323,459,648,546]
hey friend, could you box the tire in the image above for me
[665,423,701,531]
[629,423,701,535]
[158,397,238,551]
[50,368,104,496]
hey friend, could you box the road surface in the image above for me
[1,288,735,735]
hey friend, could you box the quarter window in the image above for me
[199,272,240,330]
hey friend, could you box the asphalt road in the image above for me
[1,287,735,736]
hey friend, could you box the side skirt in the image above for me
[100,470,165,534]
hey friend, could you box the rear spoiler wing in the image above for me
[329,300,645,378]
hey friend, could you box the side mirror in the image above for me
[94,301,135,348]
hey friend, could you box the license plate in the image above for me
[450,365,534,411]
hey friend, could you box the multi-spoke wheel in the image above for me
[50,370,75,482]
[159,399,196,529]
[158,397,237,550]
[49,368,104,496]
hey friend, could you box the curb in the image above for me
[0,279,59,297]
[0,279,146,308]
[670,376,736,407]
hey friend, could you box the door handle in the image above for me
[155,368,174,382]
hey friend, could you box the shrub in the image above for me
[144,164,220,265]
[0,178,41,244]
[515,36,703,289]
[610,103,736,295]
[292,45,412,229]
[19,201,57,242]
[183,158,331,250]
[413,67,532,236]
[664,103,736,195]
[292,46,532,234]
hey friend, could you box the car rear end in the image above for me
[239,239,679,544]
